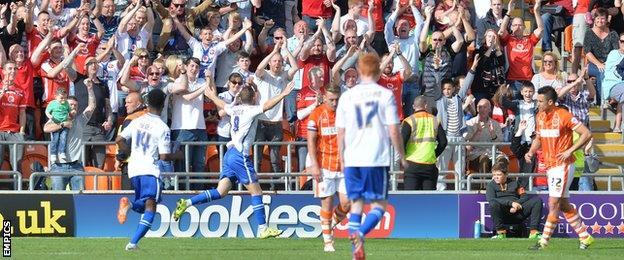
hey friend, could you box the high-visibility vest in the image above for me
[404,111,438,164]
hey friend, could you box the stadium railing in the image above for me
[11,140,624,192]
[0,170,22,191]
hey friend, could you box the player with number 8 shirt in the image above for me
[173,77,295,239]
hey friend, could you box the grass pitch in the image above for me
[11,237,624,259]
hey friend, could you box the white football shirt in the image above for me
[335,81,399,167]
[119,113,172,178]
[224,104,264,155]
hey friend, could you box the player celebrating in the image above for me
[115,89,182,250]
[525,86,594,250]
[173,79,294,239]
[336,53,408,259]
[307,85,350,252]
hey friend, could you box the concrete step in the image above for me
[601,157,624,164]
[594,144,624,156]
[593,168,623,191]
[590,120,612,132]
[596,177,622,191]
[589,107,602,117]
[592,132,622,143]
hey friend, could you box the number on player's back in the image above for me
[355,101,379,129]
[233,116,240,132]
[136,130,152,153]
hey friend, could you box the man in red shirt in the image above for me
[40,41,82,107]
[499,0,543,99]
[360,0,387,54]
[0,31,50,140]
[297,67,324,174]
[302,0,335,32]
[378,43,412,121]
[0,61,27,174]
[299,18,336,91]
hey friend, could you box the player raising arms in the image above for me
[116,89,183,250]
[173,79,294,239]
[525,86,594,250]
[307,85,350,252]
[336,53,408,259]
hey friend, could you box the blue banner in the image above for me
[72,193,459,238]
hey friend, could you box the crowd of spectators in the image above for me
[0,0,621,192]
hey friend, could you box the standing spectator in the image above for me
[301,0,334,33]
[152,0,213,56]
[95,37,125,120]
[379,43,412,121]
[68,15,105,76]
[360,0,387,54]
[419,6,464,109]
[385,0,424,116]
[0,61,26,174]
[0,1,29,56]
[476,0,507,49]
[436,56,477,190]
[283,20,308,125]
[532,52,565,94]
[38,0,80,29]
[258,20,288,54]
[490,85,515,141]
[216,73,244,143]
[499,0,543,99]
[40,41,82,106]
[602,34,624,131]
[299,18,336,91]
[331,47,360,92]
[296,68,324,174]
[170,58,208,188]
[214,21,255,88]
[115,3,154,60]
[0,30,50,140]
[570,0,590,77]
[486,162,543,239]
[473,29,506,103]
[501,82,538,179]
[584,8,619,105]
[92,0,121,42]
[510,119,536,186]
[340,0,369,37]
[464,99,504,175]
[540,0,573,53]
[433,0,470,32]
[254,0,286,35]
[558,69,594,127]
[401,95,447,190]
[75,58,113,169]
[254,42,299,183]
[44,78,95,191]
[115,92,146,190]
[173,16,251,79]
[232,52,254,83]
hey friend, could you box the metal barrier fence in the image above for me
[0,171,22,191]
[5,140,624,192]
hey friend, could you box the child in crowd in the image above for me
[45,88,71,162]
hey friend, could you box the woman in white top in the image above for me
[531,51,564,96]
